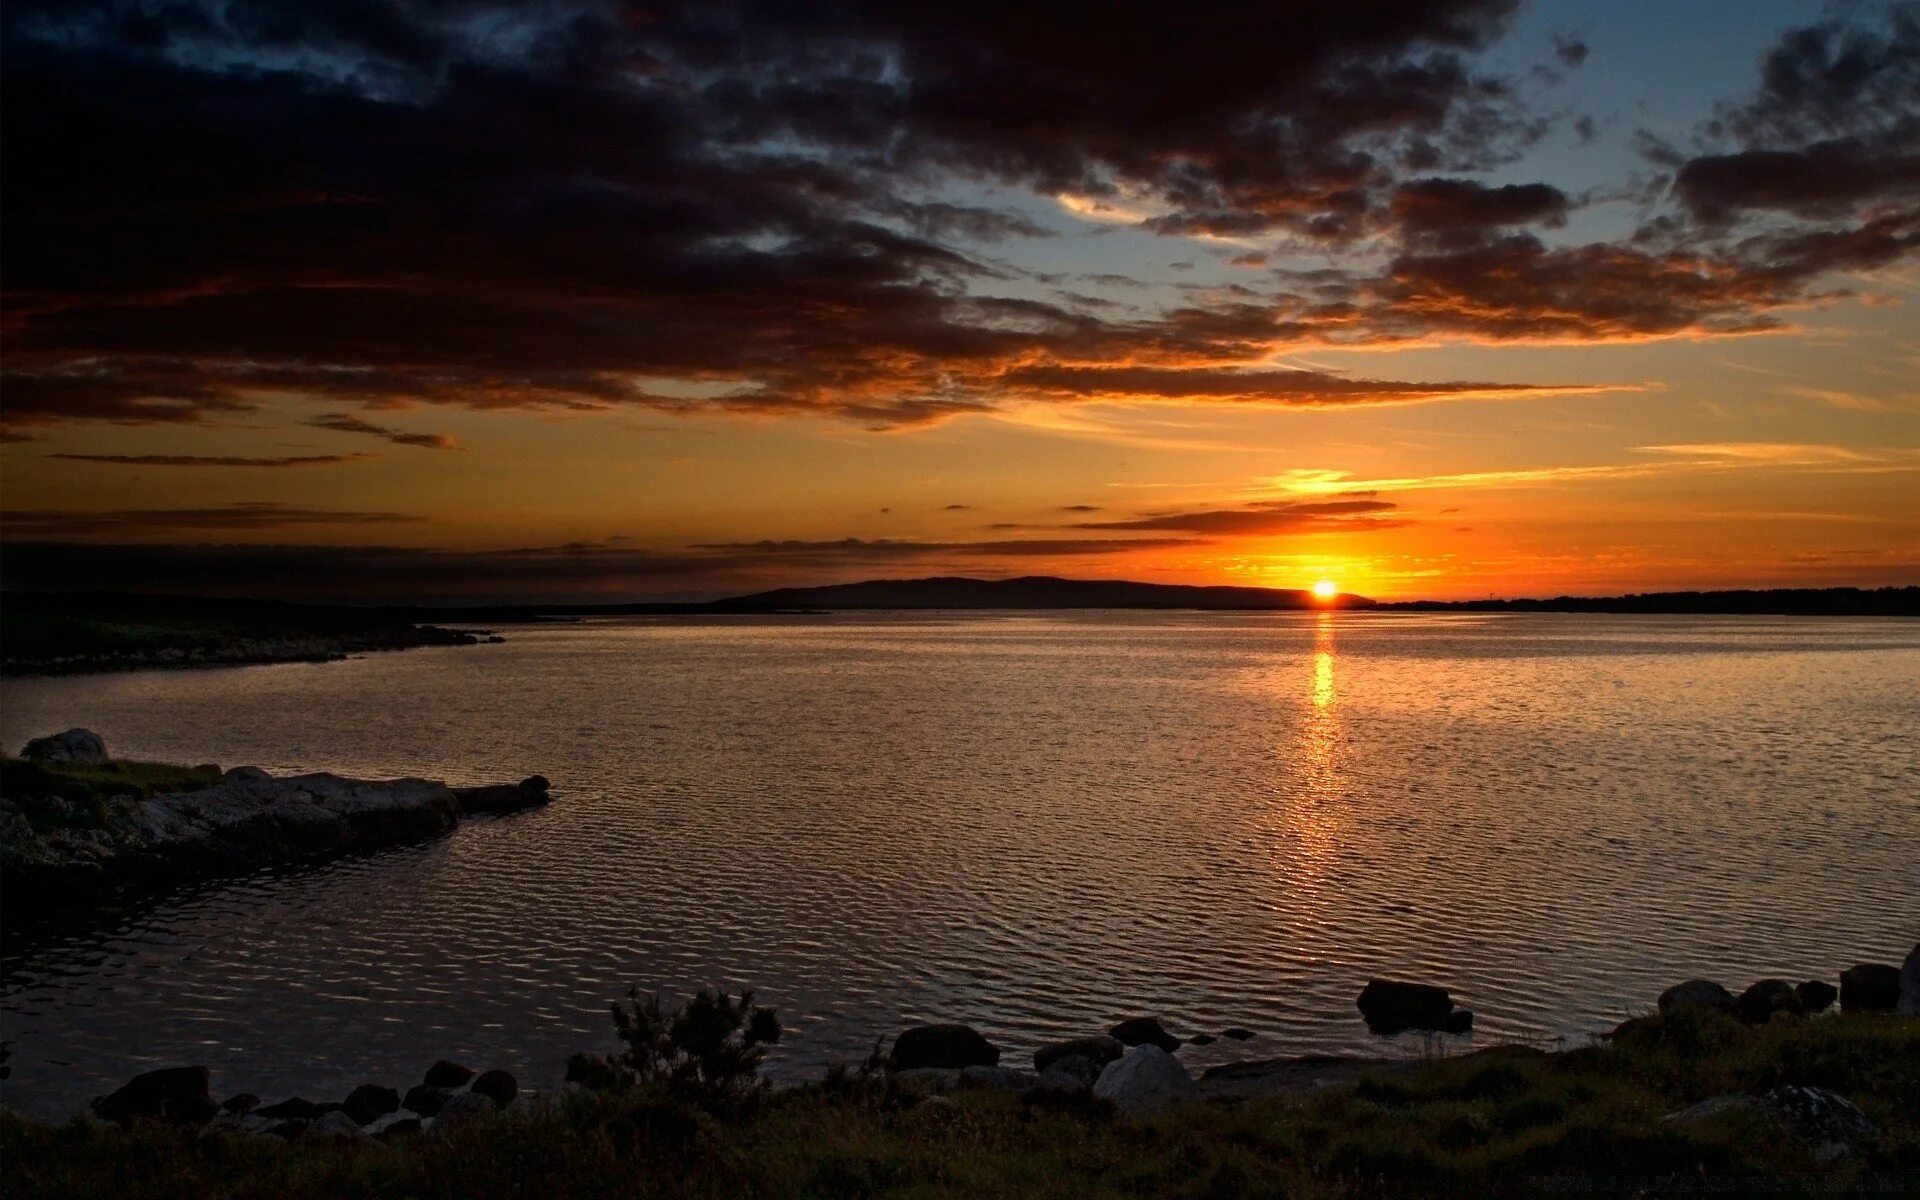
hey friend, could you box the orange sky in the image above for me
[2,2,1916,602]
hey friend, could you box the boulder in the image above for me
[1668,1087,1876,1163]
[1840,963,1900,1013]
[262,1120,310,1140]
[92,1066,218,1126]
[343,1083,400,1125]
[1033,1035,1124,1074]
[1035,1054,1104,1093]
[1796,980,1838,1014]
[256,1096,324,1120]
[469,1068,518,1107]
[21,729,108,764]
[1900,944,1920,1017]
[1442,1008,1475,1034]
[891,1023,999,1070]
[374,1117,424,1141]
[451,778,552,816]
[302,1110,377,1144]
[224,766,272,783]
[1657,979,1735,1017]
[221,1093,260,1115]
[1356,979,1455,1033]
[1222,1028,1255,1041]
[1736,979,1805,1024]
[563,1052,621,1091]
[1108,1017,1180,1052]
[1092,1044,1196,1116]
[958,1065,1037,1091]
[424,1059,476,1088]
[403,1084,452,1117]
[430,1089,498,1134]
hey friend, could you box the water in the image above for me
[2,612,1917,1116]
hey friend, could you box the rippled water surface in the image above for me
[3,612,1917,1116]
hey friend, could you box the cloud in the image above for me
[1551,35,1590,68]
[1002,364,1604,405]
[1390,178,1570,241]
[1074,497,1403,535]
[48,452,374,467]
[1635,442,1871,463]
[1,503,423,536]
[692,537,1200,557]
[306,413,456,449]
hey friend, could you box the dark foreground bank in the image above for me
[5,1006,1918,1200]
[0,592,497,675]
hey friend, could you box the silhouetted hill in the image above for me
[720,575,1368,610]
[1377,586,1920,616]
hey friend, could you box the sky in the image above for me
[2,0,1917,603]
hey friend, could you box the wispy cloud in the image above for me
[49,452,375,468]
[306,413,457,449]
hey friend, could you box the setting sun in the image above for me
[1311,580,1339,601]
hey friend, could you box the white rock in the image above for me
[429,1089,498,1135]
[302,1110,377,1144]
[1092,1044,1195,1116]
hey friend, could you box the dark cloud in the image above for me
[1552,35,1590,68]
[1074,497,1402,535]
[942,504,971,511]
[49,452,374,467]
[1002,364,1584,405]
[2,503,422,536]
[306,413,457,449]
[693,537,1198,557]
[1391,178,1570,240]
[1061,504,1103,513]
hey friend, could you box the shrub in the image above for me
[587,988,781,1115]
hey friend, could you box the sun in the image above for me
[1311,579,1339,601]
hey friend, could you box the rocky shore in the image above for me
[0,729,550,904]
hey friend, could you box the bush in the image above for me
[583,988,781,1115]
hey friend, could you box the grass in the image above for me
[4,1012,1916,1199]
[1,757,224,829]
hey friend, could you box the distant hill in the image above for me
[1377,586,1920,617]
[720,575,1368,610]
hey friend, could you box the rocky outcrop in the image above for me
[1657,979,1735,1016]
[2,740,554,905]
[890,1024,999,1070]
[1092,1045,1195,1115]
[21,728,107,763]
[1840,963,1900,1013]
[1736,979,1805,1024]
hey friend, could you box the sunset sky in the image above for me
[3,1,1917,602]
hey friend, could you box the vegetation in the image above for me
[0,757,223,833]
[569,988,783,1115]
[4,1006,1916,1198]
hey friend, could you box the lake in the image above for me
[3,611,1917,1117]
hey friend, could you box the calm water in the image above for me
[2,612,1917,1117]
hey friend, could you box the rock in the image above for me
[256,1097,325,1120]
[1899,944,1920,1017]
[1222,1028,1255,1041]
[1840,963,1900,1013]
[424,1059,476,1088]
[1796,980,1838,1014]
[221,1093,260,1115]
[1092,1044,1195,1116]
[958,1065,1036,1091]
[223,766,272,783]
[1356,980,1455,1033]
[1187,1034,1216,1046]
[1108,1017,1180,1052]
[343,1083,400,1125]
[451,778,552,816]
[431,1089,499,1134]
[1657,979,1735,1017]
[563,1052,621,1091]
[302,1110,377,1144]
[1442,1008,1475,1034]
[92,1066,219,1126]
[374,1117,423,1141]
[1668,1087,1876,1163]
[403,1084,452,1116]
[891,1068,962,1094]
[21,729,108,764]
[1036,1054,1104,1093]
[262,1120,309,1140]
[1608,1015,1663,1045]
[469,1068,518,1107]
[1033,1035,1124,1074]
[1736,979,1805,1024]
[891,1023,1000,1070]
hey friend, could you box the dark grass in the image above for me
[1,757,224,831]
[4,1013,1916,1198]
